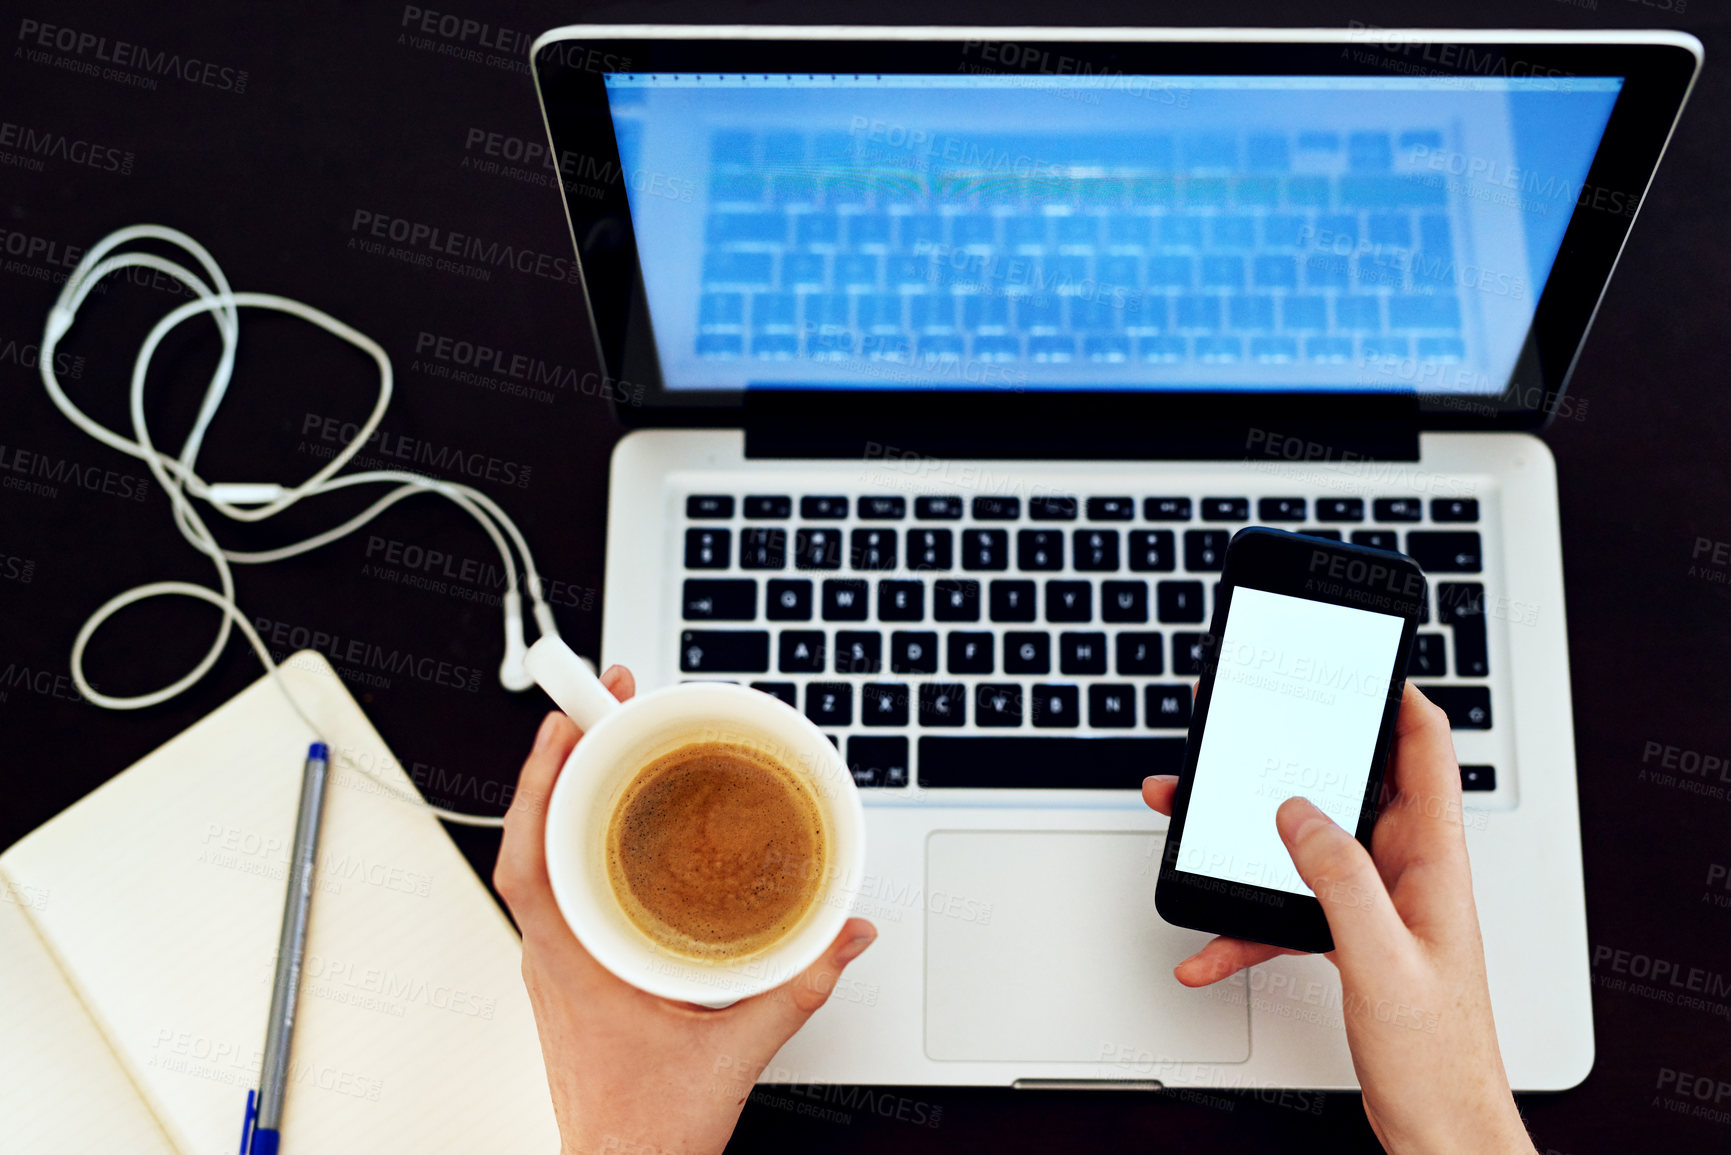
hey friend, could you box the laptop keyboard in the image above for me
[695,128,1466,369]
[678,491,1496,793]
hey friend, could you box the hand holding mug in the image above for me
[495,661,877,1155]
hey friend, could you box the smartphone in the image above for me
[1155,527,1426,954]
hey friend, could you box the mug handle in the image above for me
[524,636,624,732]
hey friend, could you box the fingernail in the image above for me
[532,712,559,752]
[1283,796,1332,836]
[1144,774,1179,787]
[835,929,877,965]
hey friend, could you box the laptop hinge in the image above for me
[743,389,1420,463]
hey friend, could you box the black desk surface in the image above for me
[3,4,1728,1152]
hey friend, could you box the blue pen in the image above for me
[242,742,330,1155]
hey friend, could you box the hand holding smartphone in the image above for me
[1155,527,1425,953]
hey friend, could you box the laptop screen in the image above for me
[603,72,1623,397]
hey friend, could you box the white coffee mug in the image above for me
[524,635,866,1007]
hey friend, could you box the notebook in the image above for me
[0,651,561,1154]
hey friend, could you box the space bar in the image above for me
[918,737,1187,789]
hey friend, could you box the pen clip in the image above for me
[237,1089,256,1155]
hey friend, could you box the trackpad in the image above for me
[925,831,1249,1064]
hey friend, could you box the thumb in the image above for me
[739,918,877,1041]
[1276,797,1406,963]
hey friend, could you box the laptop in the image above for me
[529,26,1700,1090]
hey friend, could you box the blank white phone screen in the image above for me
[1178,587,1406,896]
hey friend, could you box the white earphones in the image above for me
[38,224,566,828]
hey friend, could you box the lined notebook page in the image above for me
[1,651,560,1154]
[0,890,176,1153]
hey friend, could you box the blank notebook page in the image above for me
[0,651,559,1153]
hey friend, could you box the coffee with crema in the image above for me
[605,741,827,961]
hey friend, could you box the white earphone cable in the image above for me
[37,225,563,829]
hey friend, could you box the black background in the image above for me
[2,4,1728,1153]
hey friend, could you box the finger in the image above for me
[1382,682,1468,850]
[1276,797,1408,968]
[494,711,582,922]
[600,663,637,702]
[1173,935,1296,987]
[739,918,877,1040]
[1141,774,1178,816]
[494,666,636,922]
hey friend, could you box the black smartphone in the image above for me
[1155,527,1426,954]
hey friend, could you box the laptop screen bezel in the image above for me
[531,28,1699,446]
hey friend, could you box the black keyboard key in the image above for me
[907,528,954,571]
[878,580,924,621]
[778,630,826,672]
[1157,580,1206,623]
[1145,497,1193,521]
[1173,632,1209,675]
[1073,529,1120,571]
[1202,498,1250,521]
[749,681,797,708]
[1437,582,1489,677]
[1046,581,1093,622]
[1351,530,1399,551]
[685,528,731,569]
[744,495,792,519]
[861,683,909,726]
[802,495,849,519]
[1030,684,1080,728]
[1116,633,1164,675]
[1145,684,1193,728]
[687,494,733,518]
[1408,633,1446,677]
[683,579,756,620]
[1461,764,1496,791]
[794,527,843,569]
[973,496,1021,520]
[822,579,869,620]
[1017,529,1065,571]
[850,528,898,570]
[1432,498,1480,523]
[1316,497,1364,522]
[1061,632,1108,675]
[1086,497,1135,521]
[680,630,769,673]
[934,579,981,621]
[1184,530,1229,572]
[834,631,882,674]
[919,736,1185,788]
[1373,497,1423,522]
[1420,684,1492,729]
[990,580,1037,622]
[1089,684,1138,728]
[1407,531,1483,573]
[890,631,939,674]
[806,682,853,726]
[766,579,812,620]
[975,683,1024,727]
[1257,497,1306,522]
[1004,632,1051,674]
[915,495,963,519]
[847,736,909,788]
[740,528,786,570]
[1301,529,1343,541]
[947,631,994,674]
[858,495,906,519]
[1128,530,1176,572]
[1101,580,1147,623]
[1030,496,1079,520]
[919,683,967,726]
[962,529,1009,571]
